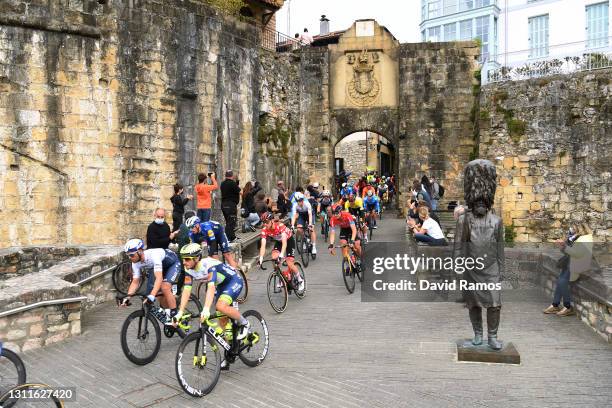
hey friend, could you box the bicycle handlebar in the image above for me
[258,258,285,271]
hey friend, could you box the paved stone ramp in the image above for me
[15,218,612,408]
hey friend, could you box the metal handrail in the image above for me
[0,296,87,318]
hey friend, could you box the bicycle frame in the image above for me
[196,312,261,360]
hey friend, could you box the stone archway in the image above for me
[299,19,480,207]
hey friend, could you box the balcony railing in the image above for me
[261,26,305,52]
[486,37,612,83]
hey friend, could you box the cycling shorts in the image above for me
[365,203,378,212]
[145,252,181,294]
[272,238,296,258]
[207,231,231,256]
[296,212,310,227]
[339,227,360,242]
[213,266,244,305]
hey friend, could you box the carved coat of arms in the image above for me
[347,50,380,107]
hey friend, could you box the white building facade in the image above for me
[420,0,611,81]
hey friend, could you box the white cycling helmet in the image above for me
[313,182,319,188]
[185,216,200,229]
[342,182,347,188]
[294,192,305,201]
[322,190,331,196]
[124,238,144,254]
[367,190,373,197]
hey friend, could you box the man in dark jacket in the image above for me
[220,169,241,241]
[146,208,176,249]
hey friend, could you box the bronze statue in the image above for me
[453,160,505,350]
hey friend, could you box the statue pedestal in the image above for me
[456,339,520,365]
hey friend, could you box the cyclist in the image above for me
[363,190,381,229]
[317,190,334,234]
[176,243,249,370]
[258,212,304,291]
[290,192,317,255]
[362,180,377,198]
[120,239,179,324]
[340,182,355,199]
[344,193,368,242]
[328,204,362,270]
[378,178,389,204]
[185,216,238,269]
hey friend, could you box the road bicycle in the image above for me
[320,210,331,242]
[365,210,377,241]
[260,258,306,313]
[175,306,269,397]
[118,290,202,366]
[294,225,315,267]
[335,243,364,294]
[0,342,26,408]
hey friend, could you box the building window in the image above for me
[428,0,441,18]
[460,19,472,40]
[459,0,473,11]
[528,14,549,58]
[444,0,458,15]
[428,26,441,41]
[422,29,426,42]
[586,2,609,49]
[475,16,490,61]
[444,23,456,41]
[422,0,427,20]
[474,0,491,7]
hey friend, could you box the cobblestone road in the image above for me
[15,216,612,408]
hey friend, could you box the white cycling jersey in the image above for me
[292,200,312,214]
[131,248,172,278]
[184,257,222,280]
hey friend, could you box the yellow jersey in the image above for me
[344,197,364,211]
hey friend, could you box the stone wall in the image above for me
[398,42,480,205]
[335,138,366,178]
[256,50,302,194]
[480,69,612,242]
[0,246,86,280]
[0,0,263,248]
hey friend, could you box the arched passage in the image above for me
[333,130,397,195]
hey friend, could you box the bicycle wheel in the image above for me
[236,268,249,304]
[0,347,27,408]
[112,261,143,295]
[355,249,364,283]
[266,272,288,313]
[300,238,310,267]
[120,309,161,365]
[175,330,221,397]
[342,258,355,294]
[238,310,270,367]
[293,262,307,299]
[295,233,303,255]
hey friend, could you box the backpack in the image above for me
[438,184,445,199]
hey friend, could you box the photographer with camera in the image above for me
[195,171,218,222]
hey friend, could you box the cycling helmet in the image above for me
[342,182,347,188]
[331,204,342,215]
[185,216,200,229]
[367,190,373,197]
[180,243,202,258]
[313,182,319,188]
[294,192,305,201]
[260,212,272,223]
[124,238,144,254]
[322,190,331,196]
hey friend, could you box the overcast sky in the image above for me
[276,0,421,43]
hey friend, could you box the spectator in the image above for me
[543,223,593,317]
[412,179,432,206]
[299,28,313,45]
[275,180,289,217]
[411,206,447,246]
[220,169,241,242]
[170,183,193,233]
[430,176,440,211]
[254,191,270,221]
[146,208,176,249]
[292,33,301,50]
[195,172,217,222]
[453,204,466,220]
[241,181,261,232]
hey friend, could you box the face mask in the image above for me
[154,218,164,224]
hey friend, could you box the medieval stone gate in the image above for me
[296,20,480,203]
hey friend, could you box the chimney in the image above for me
[320,15,330,35]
